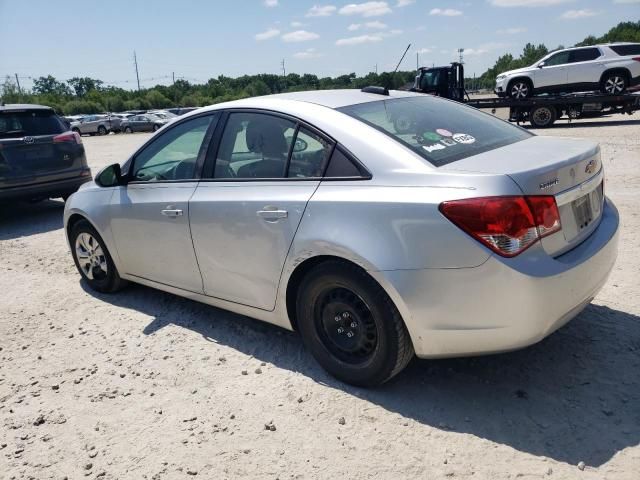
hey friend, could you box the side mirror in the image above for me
[537,62,545,68]
[95,163,126,187]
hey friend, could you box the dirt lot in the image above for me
[1,114,639,480]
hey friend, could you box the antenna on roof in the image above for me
[393,44,412,74]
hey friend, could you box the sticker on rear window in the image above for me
[436,128,453,137]
[453,133,476,144]
[422,132,442,142]
[423,143,446,153]
[440,138,457,147]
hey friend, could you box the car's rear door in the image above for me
[0,109,84,189]
[189,110,333,310]
[567,47,603,89]
[109,113,219,292]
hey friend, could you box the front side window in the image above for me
[214,112,296,179]
[338,96,532,167]
[131,114,216,182]
[544,51,570,66]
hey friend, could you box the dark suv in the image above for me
[0,104,91,202]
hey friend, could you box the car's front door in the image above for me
[567,47,603,88]
[189,111,334,310]
[534,51,570,90]
[109,113,218,292]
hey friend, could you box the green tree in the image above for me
[67,77,103,97]
[146,89,172,108]
[33,75,71,96]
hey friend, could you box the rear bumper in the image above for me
[371,198,619,358]
[0,170,92,201]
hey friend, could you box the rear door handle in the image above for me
[257,207,288,221]
[161,208,183,217]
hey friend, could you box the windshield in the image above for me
[420,70,441,89]
[337,96,532,167]
[0,110,66,139]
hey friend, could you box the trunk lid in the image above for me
[441,136,604,256]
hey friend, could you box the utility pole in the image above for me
[458,48,464,64]
[133,51,141,91]
[14,73,21,94]
[416,52,419,70]
[375,63,378,74]
[172,72,175,84]
[281,59,286,77]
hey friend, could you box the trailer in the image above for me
[412,62,640,128]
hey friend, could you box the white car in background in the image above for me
[495,43,640,99]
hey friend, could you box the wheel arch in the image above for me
[507,76,533,89]
[600,67,631,84]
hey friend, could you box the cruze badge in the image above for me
[585,159,597,174]
[539,178,559,190]
[23,136,34,144]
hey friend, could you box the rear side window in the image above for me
[325,148,366,178]
[0,110,65,138]
[570,48,601,62]
[609,44,640,56]
[338,96,532,167]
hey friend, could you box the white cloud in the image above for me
[336,34,384,46]
[339,2,392,17]
[429,8,463,16]
[348,21,388,30]
[396,0,414,6]
[416,47,435,54]
[290,21,305,27]
[255,28,280,41]
[560,8,599,19]
[497,27,527,34]
[263,0,278,6]
[306,5,337,16]
[489,0,572,6]
[293,48,323,59]
[281,30,320,42]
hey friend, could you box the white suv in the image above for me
[495,43,640,99]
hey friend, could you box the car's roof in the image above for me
[257,89,422,109]
[0,103,54,112]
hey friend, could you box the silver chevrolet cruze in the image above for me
[64,89,619,386]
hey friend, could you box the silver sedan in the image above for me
[63,90,619,386]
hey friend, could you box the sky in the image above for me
[1,0,639,91]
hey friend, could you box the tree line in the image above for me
[1,20,637,114]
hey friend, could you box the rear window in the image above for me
[337,96,532,167]
[0,110,66,139]
[609,44,640,56]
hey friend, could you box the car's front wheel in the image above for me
[153,124,160,132]
[296,261,414,387]
[124,127,132,134]
[97,125,107,136]
[70,219,125,293]
[601,73,627,95]
[508,79,532,99]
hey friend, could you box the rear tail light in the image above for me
[632,56,640,62]
[439,196,561,257]
[53,131,82,144]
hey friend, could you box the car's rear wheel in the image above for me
[70,219,125,293]
[153,124,160,132]
[124,127,132,134]
[529,105,557,128]
[508,79,532,99]
[601,73,627,95]
[97,125,107,136]
[296,260,414,387]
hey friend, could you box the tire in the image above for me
[72,128,81,135]
[97,125,107,136]
[507,79,532,99]
[296,260,414,387]
[69,219,126,293]
[124,127,132,134]
[601,72,628,95]
[153,124,160,132]
[529,105,557,128]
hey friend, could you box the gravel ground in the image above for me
[1,113,639,479]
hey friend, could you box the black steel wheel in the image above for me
[529,105,557,128]
[296,260,414,387]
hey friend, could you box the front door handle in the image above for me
[257,207,288,221]
[161,208,183,217]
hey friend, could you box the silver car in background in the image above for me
[70,114,122,136]
[64,90,619,386]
